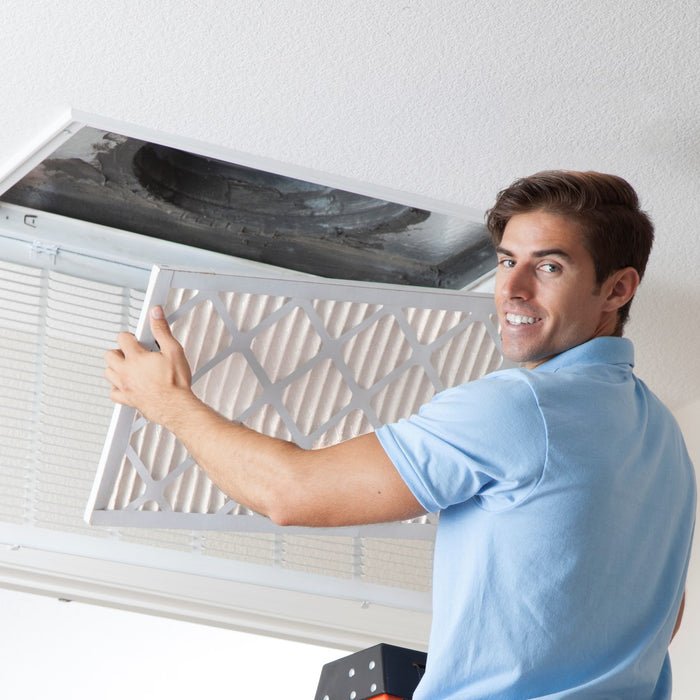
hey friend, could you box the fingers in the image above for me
[104,347,124,365]
[104,348,126,394]
[147,306,190,384]
[110,306,177,358]
[116,330,143,356]
[104,359,133,407]
[104,364,123,390]
[149,306,180,355]
[105,376,126,405]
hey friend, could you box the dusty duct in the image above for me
[1,127,496,288]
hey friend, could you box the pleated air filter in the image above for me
[86,265,507,537]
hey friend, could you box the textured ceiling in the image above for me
[0,0,698,411]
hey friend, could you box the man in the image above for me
[105,170,696,698]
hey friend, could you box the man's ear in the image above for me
[602,267,640,311]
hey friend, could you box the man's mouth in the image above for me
[505,312,540,326]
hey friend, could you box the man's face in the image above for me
[494,210,615,369]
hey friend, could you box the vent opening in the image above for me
[1,126,496,288]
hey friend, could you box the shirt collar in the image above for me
[534,336,635,373]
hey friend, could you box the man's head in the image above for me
[485,171,654,367]
[486,170,654,335]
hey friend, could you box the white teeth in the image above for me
[506,313,538,325]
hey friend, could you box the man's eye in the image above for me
[540,263,560,273]
[499,259,516,268]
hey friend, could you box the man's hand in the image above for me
[104,306,193,426]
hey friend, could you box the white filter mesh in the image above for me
[88,266,507,540]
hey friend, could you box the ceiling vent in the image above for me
[1,123,495,289]
[0,112,503,649]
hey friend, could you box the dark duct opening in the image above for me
[0,128,496,288]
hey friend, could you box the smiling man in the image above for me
[105,170,696,699]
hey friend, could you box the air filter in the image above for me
[86,265,506,537]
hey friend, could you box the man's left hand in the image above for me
[104,305,193,426]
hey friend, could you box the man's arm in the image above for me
[104,306,425,528]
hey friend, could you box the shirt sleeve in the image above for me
[375,370,547,513]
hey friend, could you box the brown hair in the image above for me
[485,170,654,334]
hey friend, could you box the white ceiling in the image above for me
[0,2,697,408]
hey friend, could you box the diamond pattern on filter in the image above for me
[342,312,414,391]
[251,303,324,383]
[403,306,470,345]
[87,267,508,537]
[280,358,354,445]
[311,298,383,339]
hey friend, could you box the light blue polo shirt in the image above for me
[376,337,696,699]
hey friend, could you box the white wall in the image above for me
[0,586,338,699]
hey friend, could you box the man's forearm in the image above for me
[158,388,308,523]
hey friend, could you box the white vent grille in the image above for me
[0,259,142,534]
[87,266,506,538]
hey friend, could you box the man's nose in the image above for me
[498,266,533,300]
